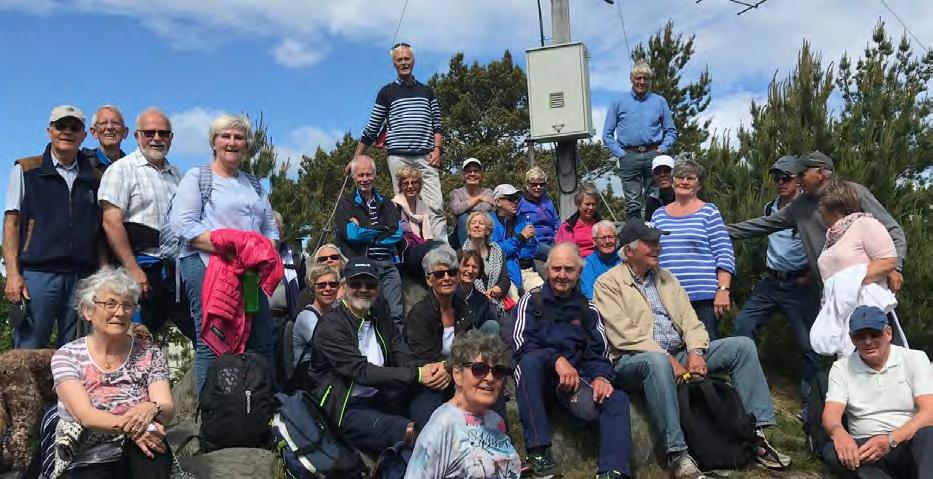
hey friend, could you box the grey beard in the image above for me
[347,295,375,312]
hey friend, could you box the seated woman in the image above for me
[392,166,443,278]
[291,264,341,370]
[555,183,602,258]
[461,211,513,320]
[516,166,560,261]
[448,158,495,248]
[51,267,176,479]
[405,331,521,479]
[456,249,501,335]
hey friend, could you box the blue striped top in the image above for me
[651,203,736,301]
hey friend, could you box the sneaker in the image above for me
[755,429,792,470]
[796,406,808,423]
[594,471,629,479]
[668,452,706,479]
[526,447,562,478]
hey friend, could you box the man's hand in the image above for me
[833,430,861,470]
[428,149,441,167]
[591,377,613,404]
[127,267,149,297]
[420,362,450,390]
[686,351,708,376]
[554,356,580,393]
[713,290,731,318]
[858,435,891,464]
[349,217,360,226]
[4,273,28,303]
[520,224,535,240]
[668,354,690,383]
[886,270,903,294]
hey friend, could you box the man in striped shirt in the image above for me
[353,42,448,243]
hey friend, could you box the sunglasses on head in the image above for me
[428,268,459,279]
[138,129,172,139]
[52,120,84,133]
[462,362,512,380]
[314,281,339,290]
[391,42,411,50]
[317,254,342,263]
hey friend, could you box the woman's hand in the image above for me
[121,402,159,439]
[488,285,503,299]
[713,289,731,318]
[520,224,535,240]
[133,423,166,459]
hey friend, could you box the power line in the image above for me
[614,0,632,62]
[391,0,411,47]
[878,0,930,52]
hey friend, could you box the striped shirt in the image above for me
[366,198,392,261]
[360,78,443,156]
[652,203,736,301]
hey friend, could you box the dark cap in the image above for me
[770,155,801,176]
[848,305,888,333]
[618,217,669,245]
[343,258,378,281]
[797,151,834,171]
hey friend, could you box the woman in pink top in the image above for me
[816,180,897,283]
[554,183,602,257]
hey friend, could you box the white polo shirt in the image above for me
[826,345,933,439]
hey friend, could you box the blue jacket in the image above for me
[512,284,614,382]
[334,188,403,260]
[580,251,622,300]
[490,212,535,291]
[517,193,560,246]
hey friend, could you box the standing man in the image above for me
[3,105,103,348]
[733,155,820,407]
[82,105,128,171]
[602,60,678,220]
[354,42,447,243]
[644,154,675,220]
[97,107,194,341]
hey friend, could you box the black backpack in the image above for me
[199,352,276,452]
[370,441,411,479]
[803,369,840,458]
[677,378,758,470]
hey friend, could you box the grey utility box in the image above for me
[526,42,595,142]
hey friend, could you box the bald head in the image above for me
[134,107,173,162]
[546,243,584,296]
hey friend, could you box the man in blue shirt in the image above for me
[82,105,128,172]
[733,155,820,406]
[602,60,678,220]
[581,220,622,299]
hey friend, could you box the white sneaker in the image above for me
[668,452,707,479]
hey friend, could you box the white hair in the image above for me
[74,266,141,314]
[390,44,415,59]
[545,242,585,271]
[208,114,252,149]
[622,239,641,252]
[422,245,458,275]
[91,105,125,127]
[134,107,171,130]
[591,220,617,239]
[631,60,653,78]
[350,155,377,175]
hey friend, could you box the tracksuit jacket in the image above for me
[334,188,403,260]
[490,212,536,291]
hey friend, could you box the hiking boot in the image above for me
[594,470,629,479]
[755,429,792,470]
[668,452,706,479]
[526,447,562,478]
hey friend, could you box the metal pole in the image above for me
[551,0,578,219]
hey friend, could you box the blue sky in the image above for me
[0,0,929,185]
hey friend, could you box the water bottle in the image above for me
[242,270,260,314]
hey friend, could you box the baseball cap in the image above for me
[797,151,834,171]
[493,184,520,199]
[462,157,482,169]
[48,105,85,125]
[848,305,888,333]
[343,258,378,281]
[618,217,670,245]
[770,155,801,176]
[651,155,675,172]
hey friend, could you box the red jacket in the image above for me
[201,229,284,355]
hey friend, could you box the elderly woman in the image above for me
[555,183,602,257]
[651,160,736,340]
[291,264,341,369]
[462,211,513,319]
[51,267,176,478]
[170,114,279,392]
[392,166,444,277]
[517,166,560,261]
[448,158,495,247]
[405,331,520,478]
[457,249,502,335]
[313,243,346,271]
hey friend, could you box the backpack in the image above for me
[370,441,411,479]
[271,390,367,479]
[159,165,263,260]
[199,352,276,452]
[803,369,840,458]
[676,377,758,470]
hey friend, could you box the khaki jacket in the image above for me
[593,264,709,359]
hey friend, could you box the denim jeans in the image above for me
[15,270,83,348]
[180,254,275,394]
[372,259,404,332]
[619,151,658,219]
[734,274,820,398]
[691,299,717,341]
[613,336,776,453]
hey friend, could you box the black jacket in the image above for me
[309,300,419,427]
[403,292,475,365]
[334,188,403,259]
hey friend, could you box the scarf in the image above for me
[465,242,505,313]
[825,212,873,250]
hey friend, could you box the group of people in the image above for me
[1,40,929,479]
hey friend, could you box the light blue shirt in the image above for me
[764,198,808,272]
[581,250,622,299]
[602,91,678,157]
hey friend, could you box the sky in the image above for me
[0,0,930,186]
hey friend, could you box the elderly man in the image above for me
[733,155,820,407]
[82,105,128,171]
[644,154,675,220]
[580,220,621,300]
[602,61,678,220]
[354,42,447,243]
[513,243,632,479]
[98,108,193,340]
[309,259,448,454]
[821,305,932,478]
[593,218,790,478]
[729,151,907,294]
[335,156,405,330]
[3,106,103,348]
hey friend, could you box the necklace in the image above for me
[90,336,126,370]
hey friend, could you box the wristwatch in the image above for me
[689,348,706,357]
[717,285,730,292]
[888,433,899,449]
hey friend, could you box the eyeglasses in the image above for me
[52,120,84,133]
[347,279,379,290]
[772,176,794,184]
[94,121,125,129]
[674,175,699,182]
[401,180,421,186]
[462,362,513,380]
[595,235,618,243]
[138,130,172,139]
[316,254,342,263]
[427,268,459,279]
[94,300,137,313]
[314,281,339,290]
[391,42,411,50]
[529,182,546,188]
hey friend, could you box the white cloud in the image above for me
[168,107,224,158]
[591,104,607,137]
[702,90,764,145]
[276,126,344,174]
[272,39,324,68]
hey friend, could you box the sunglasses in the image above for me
[391,42,411,50]
[138,129,172,139]
[462,362,513,380]
[529,182,546,188]
[52,120,84,133]
[314,281,339,290]
[772,176,794,184]
[347,279,379,290]
[427,268,459,279]
[317,254,342,263]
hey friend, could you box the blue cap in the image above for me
[848,305,888,333]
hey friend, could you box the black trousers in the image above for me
[821,426,933,479]
[62,439,173,479]
[139,261,196,342]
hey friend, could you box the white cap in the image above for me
[651,155,675,172]
[48,105,85,124]
[462,157,482,169]
[493,184,520,199]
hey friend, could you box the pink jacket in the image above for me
[201,229,284,355]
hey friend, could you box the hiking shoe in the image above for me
[594,470,629,479]
[526,447,562,478]
[755,429,792,470]
[668,452,706,479]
